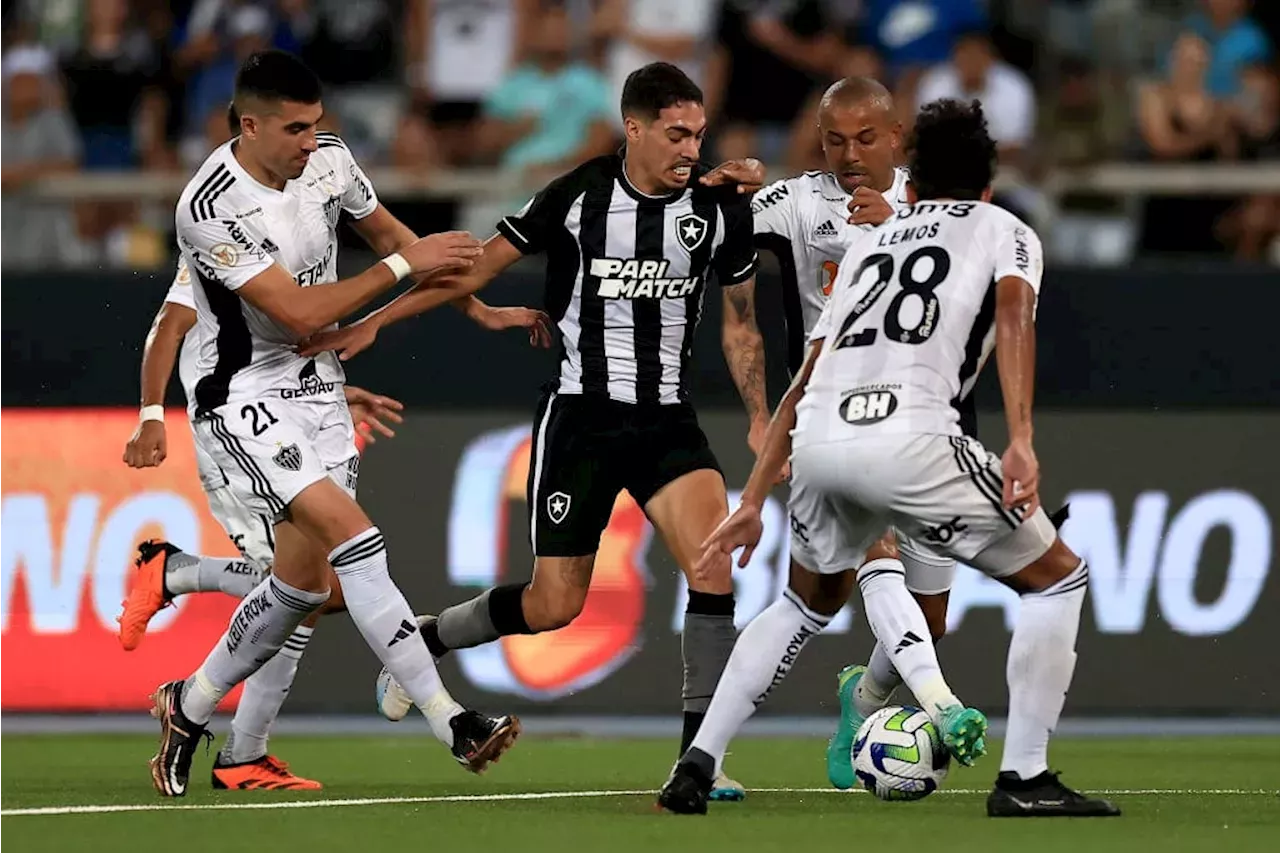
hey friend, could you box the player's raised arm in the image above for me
[124,265,198,469]
[993,220,1045,513]
[177,206,480,339]
[347,203,550,344]
[300,169,581,359]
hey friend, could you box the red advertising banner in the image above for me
[2,409,241,710]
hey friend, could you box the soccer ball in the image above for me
[852,705,950,801]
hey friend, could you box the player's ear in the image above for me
[980,186,994,203]
[622,115,643,145]
[890,121,903,151]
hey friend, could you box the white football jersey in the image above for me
[753,168,910,373]
[796,200,1044,443]
[174,133,378,414]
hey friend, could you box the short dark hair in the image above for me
[227,102,240,134]
[907,99,997,201]
[234,50,322,110]
[620,62,703,121]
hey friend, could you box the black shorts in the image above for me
[526,391,723,557]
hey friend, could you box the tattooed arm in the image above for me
[721,278,770,454]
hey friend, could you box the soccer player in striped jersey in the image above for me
[750,76,967,790]
[301,62,771,801]
[665,99,1118,819]
[145,50,530,797]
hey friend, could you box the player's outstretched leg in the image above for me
[119,540,264,650]
[149,568,328,797]
[659,563,848,815]
[856,557,986,766]
[986,539,1119,817]
[828,538,952,788]
[212,620,319,790]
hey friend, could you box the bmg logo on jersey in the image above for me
[839,388,899,425]
[591,258,698,300]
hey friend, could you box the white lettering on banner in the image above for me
[1,492,199,633]
[947,489,1272,636]
[670,490,854,632]
[92,493,199,632]
[1155,490,1270,636]
[1,494,99,633]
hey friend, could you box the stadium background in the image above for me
[2,0,1277,724]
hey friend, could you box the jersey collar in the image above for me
[615,150,688,204]
[222,139,289,200]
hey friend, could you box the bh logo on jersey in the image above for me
[591,258,698,300]
[839,388,899,425]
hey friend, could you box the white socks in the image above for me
[690,590,830,773]
[855,639,902,717]
[221,625,313,764]
[857,558,959,717]
[328,528,463,746]
[164,550,264,599]
[1001,560,1088,780]
[181,576,328,724]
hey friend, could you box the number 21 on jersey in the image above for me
[834,246,951,349]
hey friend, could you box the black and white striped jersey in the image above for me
[497,153,758,405]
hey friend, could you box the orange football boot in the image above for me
[118,540,179,651]
[211,755,323,790]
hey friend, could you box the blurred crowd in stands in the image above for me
[2,0,1277,268]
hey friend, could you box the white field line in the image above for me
[3,787,1276,818]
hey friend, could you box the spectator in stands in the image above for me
[783,43,886,174]
[403,0,532,168]
[596,0,717,115]
[1041,55,1127,168]
[1184,0,1273,97]
[915,30,1035,167]
[1138,33,1237,255]
[475,1,615,178]
[180,4,274,168]
[1218,61,1280,260]
[855,0,986,113]
[1,45,83,268]
[60,0,167,170]
[711,0,850,163]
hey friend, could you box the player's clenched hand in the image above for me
[344,385,404,444]
[1001,438,1041,516]
[123,421,167,468]
[698,502,765,573]
[700,158,766,194]
[298,319,379,361]
[400,230,484,275]
[847,186,894,226]
[478,306,554,348]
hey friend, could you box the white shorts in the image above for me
[788,433,1055,579]
[193,397,359,523]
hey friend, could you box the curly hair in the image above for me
[907,99,998,201]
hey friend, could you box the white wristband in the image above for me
[140,405,165,423]
[381,252,412,282]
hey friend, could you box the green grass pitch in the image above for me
[4,734,1278,852]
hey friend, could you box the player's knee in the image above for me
[686,549,733,594]
[788,559,855,617]
[914,593,949,641]
[1007,538,1080,595]
[523,582,587,632]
